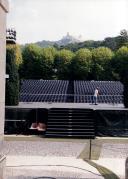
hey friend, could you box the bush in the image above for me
[6,45,19,105]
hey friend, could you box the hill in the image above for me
[33,32,84,48]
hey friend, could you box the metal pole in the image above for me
[89,139,92,160]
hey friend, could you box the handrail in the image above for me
[20,93,123,97]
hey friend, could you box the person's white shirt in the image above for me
[94,89,98,97]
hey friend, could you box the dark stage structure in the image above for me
[5,80,128,138]
[5,106,128,138]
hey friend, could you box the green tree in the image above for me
[102,37,117,51]
[20,44,42,79]
[20,45,57,79]
[6,45,20,105]
[71,48,92,80]
[41,47,57,79]
[6,44,22,67]
[92,47,114,80]
[114,46,128,80]
[113,46,128,107]
[15,45,22,67]
[120,29,128,39]
[54,49,74,79]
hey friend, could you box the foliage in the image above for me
[54,49,74,79]
[20,44,42,79]
[41,47,57,79]
[6,44,22,67]
[6,45,19,105]
[92,47,114,80]
[112,46,128,107]
[70,48,92,80]
[120,29,128,39]
[20,45,56,79]
[102,37,118,51]
[60,40,102,52]
[114,46,128,81]
[57,29,128,52]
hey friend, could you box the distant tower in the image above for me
[78,35,83,41]
[6,28,16,44]
[67,32,70,37]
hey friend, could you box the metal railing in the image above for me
[20,93,124,104]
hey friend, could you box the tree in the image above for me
[120,29,128,39]
[20,44,42,79]
[114,46,128,80]
[113,29,128,49]
[54,49,74,79]
[6,45,20,105]
[92,47,114,80]
[40,47,57,79]
[113,46,128,107]
[20,45,57,79]
[70,48,92,80]
[102,37,117,51]
[15,45,22,67]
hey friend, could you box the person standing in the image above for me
[93,88,99,105]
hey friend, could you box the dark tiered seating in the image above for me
[74,81,123,103]
[20,80,69,102]
[20,80,123,104]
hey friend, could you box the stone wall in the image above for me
[0,0,8,178]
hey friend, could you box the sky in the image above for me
[7,0,128,44]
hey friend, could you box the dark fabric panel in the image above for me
[5,108,17,120]
[5,108,48,134]
[27,109,37,124]
[37,108,48,123]
[95,110,128,137]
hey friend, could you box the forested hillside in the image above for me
[24,30,128,52]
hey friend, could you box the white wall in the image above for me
[0,0,8,177]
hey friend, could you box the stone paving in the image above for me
[4,140,103,179]
[5,156,103,179]
[100,143,128,158]
[3,141,86,157]
[4,139,128,179]
[95,143,128,179]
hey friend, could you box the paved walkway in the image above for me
[93,158,125,179]
[4,138,128,179]
[4,140,102,179]
[3,140,87,157]
[5,156,103,179]
[94,142,128,179]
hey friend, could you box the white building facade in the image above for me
[0,0,9,177]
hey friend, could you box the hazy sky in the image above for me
[8,0,128,44]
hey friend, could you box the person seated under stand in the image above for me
[29,122,46,131]
[29,109,47,132]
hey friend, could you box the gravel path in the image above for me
[3,141,86,157]
[100,143,128,158]
[4,139,128,179]
[4,141,103,179]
